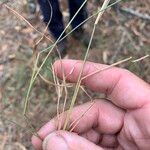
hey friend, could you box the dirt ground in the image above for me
[0,0,150,149]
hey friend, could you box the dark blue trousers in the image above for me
[38,0,87,39]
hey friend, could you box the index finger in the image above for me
[54,59,150,109]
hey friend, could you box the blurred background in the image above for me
[0,0,150,149]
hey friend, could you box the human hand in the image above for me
[32,59,150,150]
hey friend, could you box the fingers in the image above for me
[42,130,104,150]
[80,129,101,144]
[54,59,150,109]
[81,130,118,148]
[100,134,118,148]
[32,100,124,149]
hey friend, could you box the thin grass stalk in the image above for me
[63,25,96,130]
[59,80,68,130]
[69,101,95,132]
[80,86,93,101]
[35,0,53,46]
[39,73,55,85]
[132,54,149,62]
[63,0,111,130]
[56,77,62,130]
[39,72,73,87]
[57,59,69,130]
[4,4,53,42]
[23,53,40,115]
[81,57,132,81]
[51,64,61,129]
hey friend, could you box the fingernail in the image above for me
[43,132,68,150]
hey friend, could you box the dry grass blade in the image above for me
[80,86,93,101]
[39,73,55,86]
[4,4,53,43]
[58,57,73,130]
[82,57,132,81]
[35,0,53,46]
[24,116,42,140]
[39,72,73,87]
[23,53,40,116]
[95,0,110,25]
[69,101,95,132]
[56,76,64,130]
[90,56,149,81]
[51,64,61,130]
[59,80,68,130]
[132,54,149,62]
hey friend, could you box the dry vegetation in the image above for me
[0,0,150,149]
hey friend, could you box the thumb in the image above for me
[42,130,103,150]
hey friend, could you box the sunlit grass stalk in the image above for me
[63,0,111,130]
[57,58,69,130]
[55,76,62,130]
